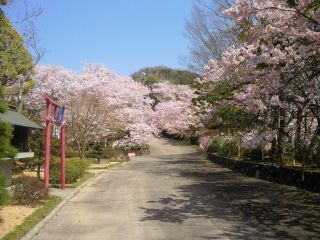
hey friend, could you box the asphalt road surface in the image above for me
[32,138,320,240]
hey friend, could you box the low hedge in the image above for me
[86,146,122,160]
[50,158,90,184]
[209,136,239,158]
[0,172,11,206]
[13,176,49,206]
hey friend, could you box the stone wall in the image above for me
[208,153,320,193]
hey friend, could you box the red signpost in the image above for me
[44,96,66,189]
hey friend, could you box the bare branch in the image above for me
[183,0,238,74]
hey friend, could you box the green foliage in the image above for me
[50,158,90,184]
[0,11,33,86]
[216,106,256,130]
[0,171,6,187]
[132,66,199,86]
[86,143,103,159]
[287,0,320,11]
[13,176,49,206]
[86,144,121,160]
[0,172,10,205]
[66,148,80,158]
[249,148,268,161]
[195,82,234,106]
[120,144,150,155]
[0,86,16,159]
[310,136,320,167]
[0,187,10,205]
[144,76,159,86]
[91,142,121,158]
[209,135,240,158]
[0,121,16,158]
[67,172,94,188]
[184,135,199,145]
[0,86,8,111]
[24,129,44,177]
[0,9,28,159]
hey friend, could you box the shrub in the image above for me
[209,135,224,155]
[183,135,199,145]
[13,176,48,206]
[209,135,240,158]
[124,144,150,155]
[222,138,239,157]
[0,171,6,187]
[249,148,269,161]
[66,148,79,158]
[86,145,122,161]
[199,135,213,150]
[101,146,122,159]
[0,172,10,206]
[50,158,89,184]
[85,149,100,160]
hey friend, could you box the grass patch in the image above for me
[50,172,95,189]
[2,195,61,240]
[68,172,95,188]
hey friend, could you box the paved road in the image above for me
[33,138,320,240]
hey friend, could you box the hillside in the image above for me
[131,66,199,86]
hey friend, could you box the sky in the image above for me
[5,0,196,76]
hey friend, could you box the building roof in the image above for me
[0,105,42,129]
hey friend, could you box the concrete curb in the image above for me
[21,162,127,240]
[88,161,126,170]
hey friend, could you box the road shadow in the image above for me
[140,152,320,239]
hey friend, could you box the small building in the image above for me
[0,105,42,185]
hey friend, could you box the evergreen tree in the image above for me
[0,86,16,158]
[0,1,31,158]
[0,3,33,87]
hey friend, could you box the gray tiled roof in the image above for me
[0,106,42,129]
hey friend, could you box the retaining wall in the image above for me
[208,153,320,193]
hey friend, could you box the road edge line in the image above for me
[21,162,126,240]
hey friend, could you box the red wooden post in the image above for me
[44,101,52,189]
[60,123,66,189]
[54,106,59,121]
[44,96,66,190]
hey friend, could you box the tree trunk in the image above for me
[277,108,286,168]
[301,115,308,181]
[291,135,295,166]
[77,143,82,159]
[271,108,279,162]
[271,138,277,162]
[17,76,24,112]
[302,153,305,181]
[37,141,42,179]
[37,164,41,179]
[80,146,86,159]
[261,145,264,161]
[305,123,320,163]
[295,108,302,162]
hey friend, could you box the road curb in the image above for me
[21,162,126,240]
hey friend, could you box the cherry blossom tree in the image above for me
[25,64,158,149]
[78,64,157,148]
[196,0,320,167]
[68,93,123,158]
[151,81,201,138]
